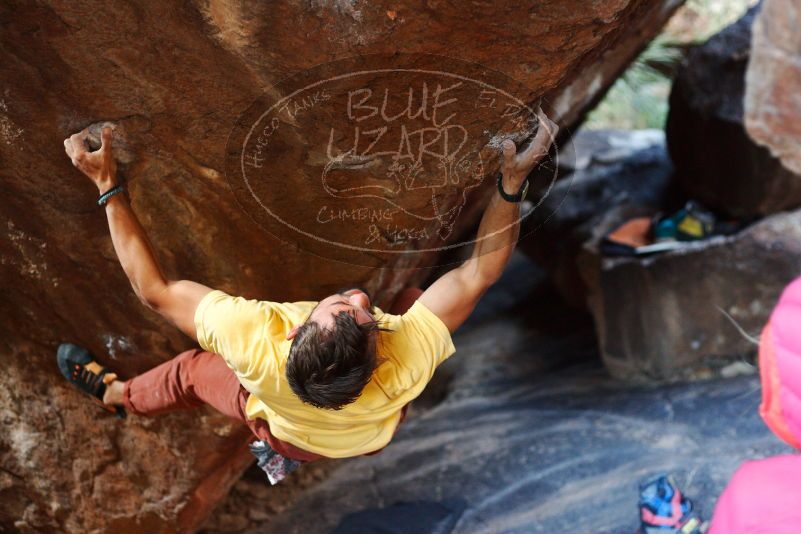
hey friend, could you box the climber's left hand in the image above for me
[499,107,559,190]
[64,126,118,193]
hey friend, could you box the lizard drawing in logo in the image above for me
[321,120,489,242]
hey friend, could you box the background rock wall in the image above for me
[587,0,801,380]
[0,1,682,531]
[667,0,801,217]
[745,0,801,177]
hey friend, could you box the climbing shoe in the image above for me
[638,474,707,534]
[654,201,722,242]
[57,343,126,419]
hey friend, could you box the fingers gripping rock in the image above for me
[81,119,140,164]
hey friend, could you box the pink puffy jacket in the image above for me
[710,276,801,533]
[759,276,801,449]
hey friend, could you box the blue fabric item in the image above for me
[638,474,705,534]
[249,440,302,485]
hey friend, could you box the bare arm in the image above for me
[420,108,558,333]
[64,126,212,339]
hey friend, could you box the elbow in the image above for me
[476,271,501,291]
[459,261,498,292]
[135,284,166,312]
[474,263,503,290]
[136,290,158,311]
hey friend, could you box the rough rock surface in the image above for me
[666,3,801,217]
[0,1,683,531]
[745,0,801,177]
[589,208,801,381]
[205,254,788,533]
[519,129,677,308]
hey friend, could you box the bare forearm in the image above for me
[462,176,523,284]
[463,112,557,285]
[64,126,209,333]
[420,178,524,334]
[417,111,557,333]
[104,194,168,303]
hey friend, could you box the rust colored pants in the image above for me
[121,288,422,461]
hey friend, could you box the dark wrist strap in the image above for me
[97,184,125,207]
[496,173,529,203]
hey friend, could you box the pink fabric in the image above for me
[759,322,801,449]
[710,276,801,533]
[768,276,801,445]
[710,455,801,534]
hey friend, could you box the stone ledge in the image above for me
[585,208,801,381]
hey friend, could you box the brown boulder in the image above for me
[0,1,683,531]
[745,0,801,177]
[666,3,801,217]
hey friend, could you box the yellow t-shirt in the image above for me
[194,289,456,458]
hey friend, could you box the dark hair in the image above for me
[286,312,390,410]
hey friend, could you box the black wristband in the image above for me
[496,173,529,203]
[97,184,125,207]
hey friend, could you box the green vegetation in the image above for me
[584,0,758,130]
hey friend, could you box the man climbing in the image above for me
[58,108,557,476]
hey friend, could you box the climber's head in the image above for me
[286,288,386,410]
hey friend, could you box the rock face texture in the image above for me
[666,3,801,217]
[745,0,801,178]
[0,1,682,531]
